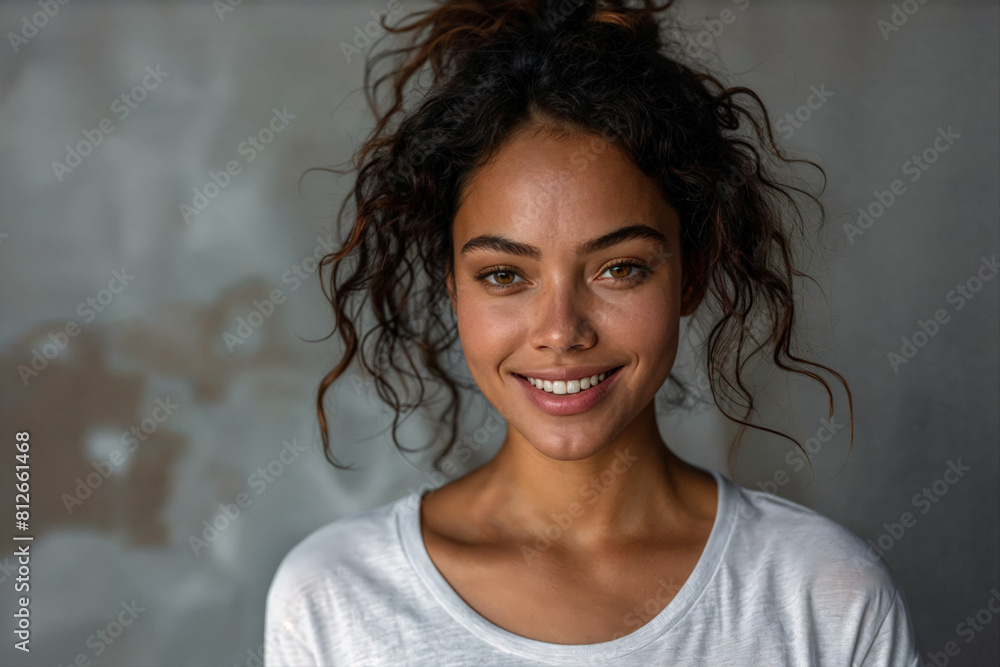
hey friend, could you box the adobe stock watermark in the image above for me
[654,362,727,414]
[506,125,675,272]
[236,633,288,667]
[7,0,71,54]
[222,234,337,352]
[61,397,180,514]
[17,268,135,386]
[850,458,971,571]
[843,126,960,244]
[347,306,465,398]
[340,0,407,63]
[397,70,500,174]
[887,253,997,373]
[676,0,751,60]
[775,85,833,140]
[504,120,625,226]
[179,106,295,224]
[189,438,308,556]
[55,600,145,667]
[713,159,753,202]
[394,78,626,223]
[609,576,684,640]
[755,414,845,495]
[212,0,244,21]
[521,447,640,564]
[0,551,19,587]
[877,0,932,41]
[221,288,286,353]
[925,588,1000,666]
[402,408,506,509]
[351,335,466,399]
[51,65,169,182]
[536,0,601,32]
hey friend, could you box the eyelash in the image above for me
[471,260,652,292]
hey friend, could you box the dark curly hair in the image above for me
[307,0,853,481]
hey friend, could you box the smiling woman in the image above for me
[264,1,921,665]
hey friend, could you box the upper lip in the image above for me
[512,365,623,381]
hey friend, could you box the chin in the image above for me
[522,429,611,461]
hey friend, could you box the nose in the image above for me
[528,279,598,353]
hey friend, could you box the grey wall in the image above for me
[0,1,996,665]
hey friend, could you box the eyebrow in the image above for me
[459,223,668,259]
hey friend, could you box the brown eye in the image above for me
[599,261,651,286]
[607,265,633,279]
[473,266,524,291]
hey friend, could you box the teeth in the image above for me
[527,370,613,395]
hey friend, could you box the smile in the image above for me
[522,369,617,395]
[512,366,624,416]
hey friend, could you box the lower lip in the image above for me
[512,367,623,416]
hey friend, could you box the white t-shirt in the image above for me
[264,467,923,666]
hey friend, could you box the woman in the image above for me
[265,1,922,664]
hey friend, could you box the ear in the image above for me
[680,250,706,317]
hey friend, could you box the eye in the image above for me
[472,266,524,291]
[599,261,650,285]
[605,264,635,279]
[490,270,520,285]
[471,260,651,293]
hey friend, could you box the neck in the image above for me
[469,402,710,552]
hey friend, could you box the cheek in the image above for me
[598,280,680,331]
[600,285,682,368]
[457,298,518,339]
[637,303,680,358]
[455,295,522,370]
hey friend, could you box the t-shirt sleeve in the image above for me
[263,562,324,667]
[854,585,923,667]
[264,618,318,667]
[264,607,319,667]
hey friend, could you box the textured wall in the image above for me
[0,1,997,665]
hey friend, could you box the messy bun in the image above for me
[309,0,853,478]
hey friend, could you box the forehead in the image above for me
[452,129,677,250]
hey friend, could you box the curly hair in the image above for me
[308,0,853,480]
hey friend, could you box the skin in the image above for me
[421,123,719,645]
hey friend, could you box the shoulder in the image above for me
[723,478,905,615]
[263,494,419,663]
[716,480,919,667]
[728,479,888,578]
[266,493,413,607]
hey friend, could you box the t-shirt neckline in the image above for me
[396,466,738,664]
